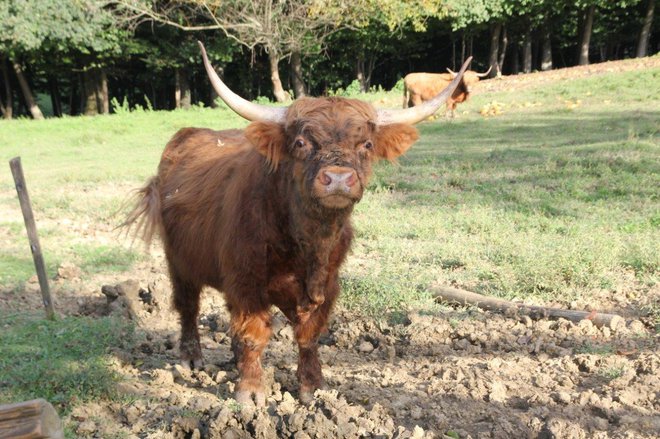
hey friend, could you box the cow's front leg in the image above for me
[230,309,272,407]
[294,277,338,403]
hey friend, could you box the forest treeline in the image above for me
[0,0,657,120]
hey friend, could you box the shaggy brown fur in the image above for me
[125,96,419,404]
[403,70,485,117]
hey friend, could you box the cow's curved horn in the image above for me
[476,65,492,78]
[198,41,287,123]
[377,56,472,125]
[446,67,457,78]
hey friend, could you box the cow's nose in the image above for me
[321,170,356,188]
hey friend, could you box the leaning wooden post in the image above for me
[0,399,64,439]
[9,157,55,320]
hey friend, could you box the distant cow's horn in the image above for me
[476,65,493,78]
[198,41,287,123]
[377,57,472,125]
[446,67,457,78]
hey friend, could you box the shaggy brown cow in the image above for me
[403,66,491,117]
[125,42,470,406]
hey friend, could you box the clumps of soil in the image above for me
[49,272,660,439]
[65,278,659,438]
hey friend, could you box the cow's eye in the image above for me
[294,138,305,148]
[364,141,373,150]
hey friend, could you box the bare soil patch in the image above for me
[19,251,654,438]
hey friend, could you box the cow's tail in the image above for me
[120,176,162,247]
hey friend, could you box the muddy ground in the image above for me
[8,246,657,439]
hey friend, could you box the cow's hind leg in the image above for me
[171,272,204,369]
[230,309,272,407]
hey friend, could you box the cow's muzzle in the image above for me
[313,166,362,208]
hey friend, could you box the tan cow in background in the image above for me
[403,66,491,117]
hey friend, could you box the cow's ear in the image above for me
[245,121,287,170]
[373,123,419,161]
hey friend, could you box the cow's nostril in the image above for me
[345,172,357,187]
[320,172,332,186]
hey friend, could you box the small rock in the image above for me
[554,391,571,404]
[592,417,609,431]
[412,425,425,438]
[410,406,423,419]
[56,262,82,280]
[489,381,507,403]
[189,396,216,413]
[122,405,142,424]
[358,340,374,353]
[628,320,645,334]
[615,389,640,406]
[77,420,96,435]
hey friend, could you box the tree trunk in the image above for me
[523,28,532,73]
[636,0,655,58]
[541,26,553,71]
[291,50,305,98]
[488,22,501,78]
[578,5,595,65]
[267,46,288,103]
[99,70,109,114]
[451,34,456,71]
[83,69,99,116]
[0,56,12,119]
[175,68,191,109]
[511,42,519,75]
[12,59,44,120]
[498,26,508,75]
[356,59,367,93]
[48,77,62,117]
[461,32,466,64]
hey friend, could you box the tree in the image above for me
[446,0,513,77]
[0,0,124,118]
[636,0,655,57]
[577,3,596,64]
[0,56,12,118]
[117,0,344,102]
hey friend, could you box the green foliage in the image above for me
[0,313,133,412]
[111,96,131,115]
[391,77,405,93]
[0,0,124,54]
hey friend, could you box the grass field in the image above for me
[0,62,659,416]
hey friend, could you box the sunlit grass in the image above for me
[0,66,658,313]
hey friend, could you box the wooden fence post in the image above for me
[9,157,55,320]
[0,399,64,439]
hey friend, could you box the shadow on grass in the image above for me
[377,111,659,215]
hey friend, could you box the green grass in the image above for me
[339,67,659,314]
[0,313,133,412]
[1,66,659,315]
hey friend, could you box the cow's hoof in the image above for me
[235,390,252,405]
[299,391,314,405]
[179,356,204,370]
[254,391,266,407]
[235,390,266,408]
